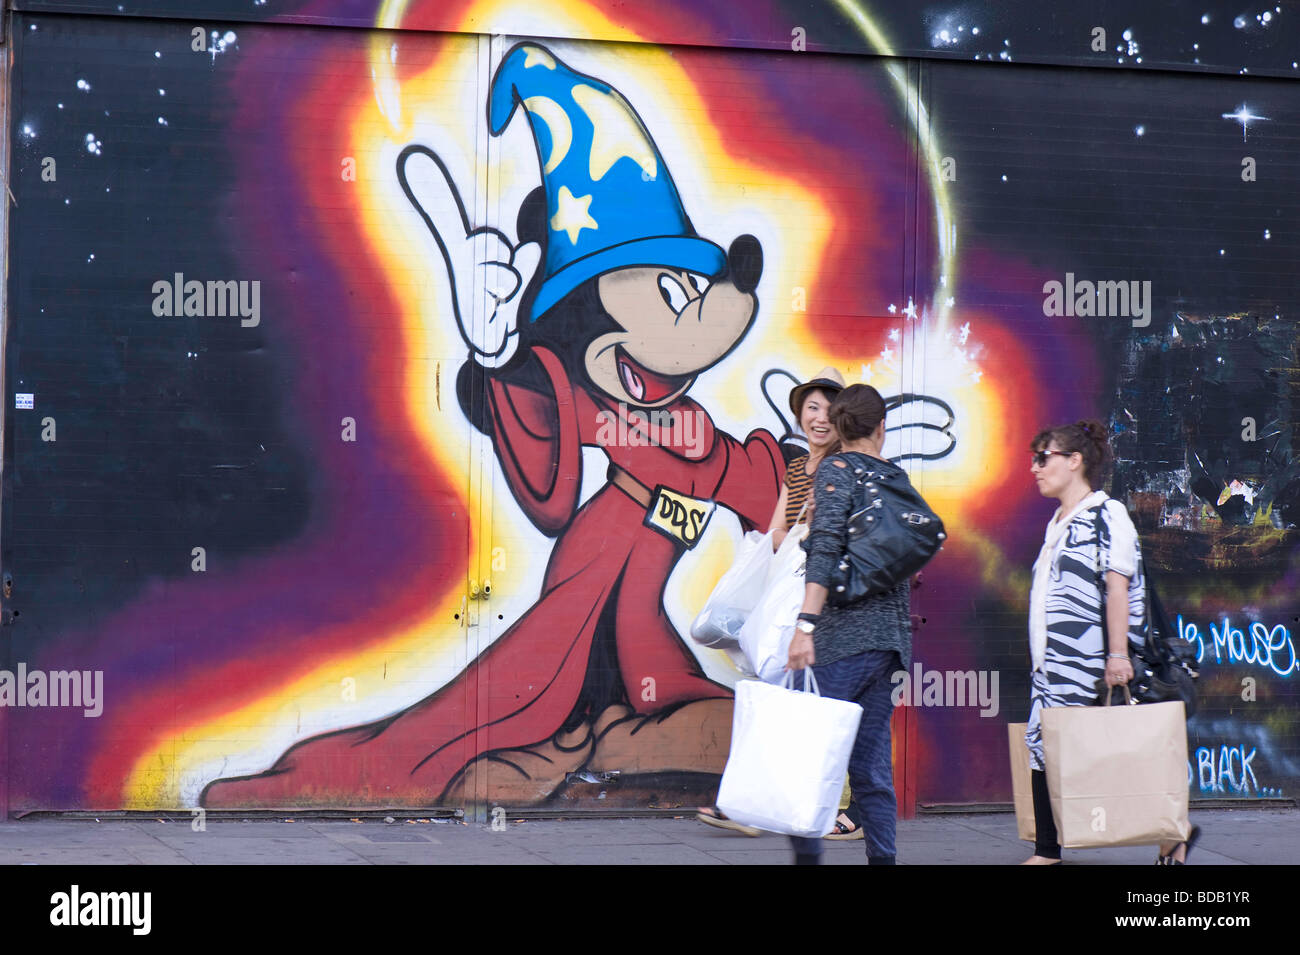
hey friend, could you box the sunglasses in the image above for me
[1031,449,1074,468]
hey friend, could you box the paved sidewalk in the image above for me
[0,807,1292,864]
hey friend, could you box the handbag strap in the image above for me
[1092,503,1156,663]
[1091,505,1109,665]
[833,450,876,506]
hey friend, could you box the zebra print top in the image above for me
[1034,497,1146,685]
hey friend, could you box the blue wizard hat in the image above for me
[489,43,727,322]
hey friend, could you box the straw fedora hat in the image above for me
[788,367,847,417]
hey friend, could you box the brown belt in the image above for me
[608,465,717,549]
[609,465,652,508]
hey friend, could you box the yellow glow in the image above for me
[370,0,412,136]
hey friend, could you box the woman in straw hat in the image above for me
[769,367,846,550]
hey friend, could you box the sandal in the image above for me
[824,813,864,841]
[696,806,760,837]
[1156,825,1201,865]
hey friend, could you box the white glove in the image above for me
[398,146,542,368]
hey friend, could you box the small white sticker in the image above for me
[15,394,34,410]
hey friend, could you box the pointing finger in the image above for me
[397,145,472,248]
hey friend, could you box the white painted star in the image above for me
[880,346,894,362]
[1221,104,1269,141]
[888,328,900,341]
[958,322,971,344]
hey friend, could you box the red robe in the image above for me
[203,347,782,807]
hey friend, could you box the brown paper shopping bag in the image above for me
[1041,698,1191,849]
[1007,723,1035,841]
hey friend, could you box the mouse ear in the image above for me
[726,234,763,294]
[517,187,549,247]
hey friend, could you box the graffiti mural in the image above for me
[205,40,798,806]
[4,0,1298,812]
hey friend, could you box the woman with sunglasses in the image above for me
[1022,421,1199,865]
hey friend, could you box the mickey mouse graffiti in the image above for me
[203,43,790,808]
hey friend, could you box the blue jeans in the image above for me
[789,649,900,864]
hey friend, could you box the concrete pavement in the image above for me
[0,807,1293,864]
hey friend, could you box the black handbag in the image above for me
[1091,505,1200,713]
[824,452,946,607]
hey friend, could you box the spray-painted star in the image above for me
[550,186,598,243]
[572,84,658,181]
[1221,104,1269,141]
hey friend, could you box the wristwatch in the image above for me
[796,620,816,635]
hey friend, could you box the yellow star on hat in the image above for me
[572,84,658,182]
[550,186,598,244]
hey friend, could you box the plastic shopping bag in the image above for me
[716,670,864,837]
[737,525,807,682]
[690,530,774,648]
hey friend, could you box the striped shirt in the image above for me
[784,455,815,526]
[1024,497,1146,771]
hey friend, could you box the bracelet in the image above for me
[1106,653,1129,660]
[797,613,821,624]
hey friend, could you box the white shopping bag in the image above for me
[738,524,807,682]
[716,671,864,837]
[690,530,774,648]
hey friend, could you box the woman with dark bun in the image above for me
[1021,420,1200,865]
[786,383,912,865]
[698,367,860,838]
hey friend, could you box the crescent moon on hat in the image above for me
[523,96,572,174]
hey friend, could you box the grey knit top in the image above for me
[802,451,913,669]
